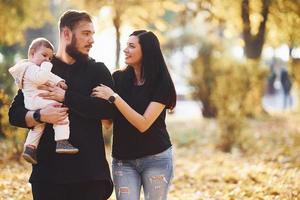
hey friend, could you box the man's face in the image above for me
[66,20,95,61]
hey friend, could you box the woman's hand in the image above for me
[38,82,66,102]
[91,84,114,100]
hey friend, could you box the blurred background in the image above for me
[0,0,300,199]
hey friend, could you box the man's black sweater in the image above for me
[8,57,114,198]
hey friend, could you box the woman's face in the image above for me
[123,35,142,67]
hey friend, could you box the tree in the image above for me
[189,42,217,117]
[72,0,183,68]
[185,0,300,116]
[0,45,19,96]
[241,0,270,59]
[0,0,54,140]
[0,0,54,95]
[186,0,299,60]
[267,0,300,55]
[266,0,300,90]
[0,0,53,46]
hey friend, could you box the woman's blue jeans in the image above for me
[112,147,173,200]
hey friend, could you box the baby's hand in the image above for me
[57,81,68,90]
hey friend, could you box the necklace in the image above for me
[135,79,145,86]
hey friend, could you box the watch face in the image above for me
[108,95,115,103]
[33,109,41,122]
[33,112,39,119]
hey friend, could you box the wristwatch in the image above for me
[108,93,118,104]
[33,109,43,123]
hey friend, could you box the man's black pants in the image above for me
[32,181,107,200]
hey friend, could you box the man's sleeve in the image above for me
[8,90,29,128]
[63,63,114,119]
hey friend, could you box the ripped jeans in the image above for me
[112,147,173,200]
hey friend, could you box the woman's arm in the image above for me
[114,96,165,133]
[92,85,165,133]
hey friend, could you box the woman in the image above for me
[92,30,176,200]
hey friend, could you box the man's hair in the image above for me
[28,37,54,57]
[59,10,92,32]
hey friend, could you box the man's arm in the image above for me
[65,64,114,119]
[39,63,114,119]
[9,90,69,128]
[9,90,30,128]
[64,92,113,119]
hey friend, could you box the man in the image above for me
[280,69,292,109]
[9,10,114,200]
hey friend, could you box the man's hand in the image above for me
[40,103,69,124]
[25,103,68,127]
[38,82,66,102]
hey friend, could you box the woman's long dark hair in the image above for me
[124,30,176,110]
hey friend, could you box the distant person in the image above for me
[267,71,276,95]
[92,30,176,200]
[9,10,114,200]
[280,69,292,109]
[8,37,78,165]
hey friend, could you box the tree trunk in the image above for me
[0,113,5,139]
[202,100,217,118]
[113,11,121,69]
[241,0,270,59]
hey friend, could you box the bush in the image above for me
[189,43,218,117]
[211,59,267,152]
[0,89,11,138]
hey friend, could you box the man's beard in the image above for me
[66,35,89,62]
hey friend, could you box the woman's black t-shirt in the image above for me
[112,70,172,160]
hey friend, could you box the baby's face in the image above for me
[30,46,53,66]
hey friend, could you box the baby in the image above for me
[9,37,79,164]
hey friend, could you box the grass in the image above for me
[1,114,300,199]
